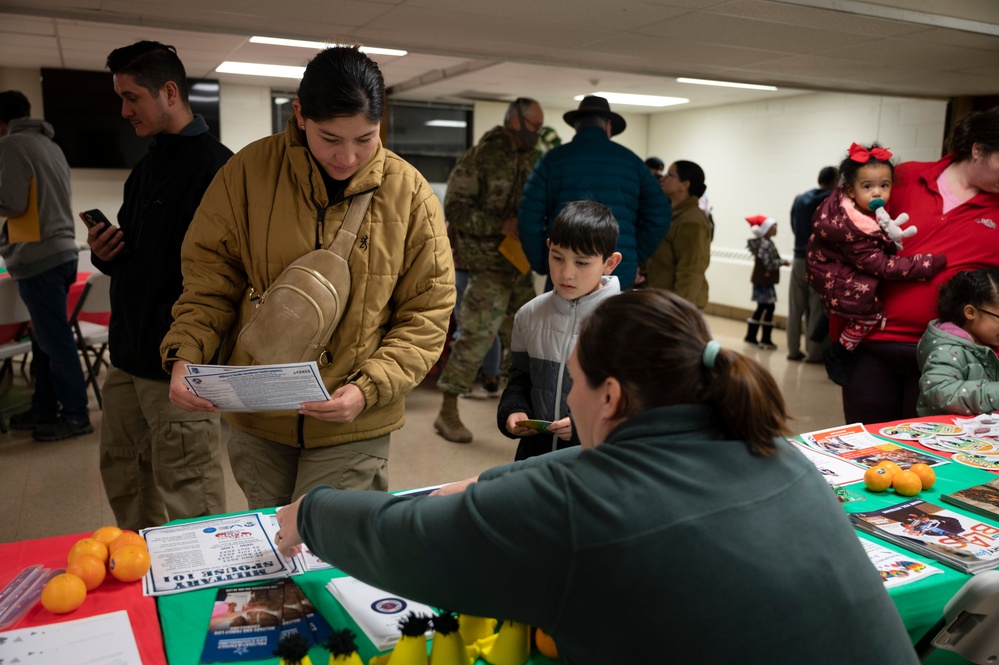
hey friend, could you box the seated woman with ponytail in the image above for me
[274,289,917,664]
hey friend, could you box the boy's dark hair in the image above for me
[297,46,385,123]
[549,200,619,260]
[106,41,189,104]
[937,268,999,325]
[818,166,839,187]
[839,142,894,188]
[0,90,30,124]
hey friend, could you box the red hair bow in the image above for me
[849,142,893,163]
[745,215,769,226]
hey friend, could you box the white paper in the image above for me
[790,440,867,487]
[326,576,435,651]
[0,610,142,664]
[140,513,297,596]
[859,538,944,589]
[182,362,331,412]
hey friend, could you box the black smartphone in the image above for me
[79,209,114,231]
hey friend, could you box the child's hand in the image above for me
[548,417,572,441]
[932,254,948,274]
[506,412,535,437]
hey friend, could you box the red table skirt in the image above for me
[0,272,110,346]
[0,532,166,664]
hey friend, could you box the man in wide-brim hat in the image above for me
[562,95,627,137]
[518,95,671,290]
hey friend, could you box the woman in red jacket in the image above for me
[840,107,999,423]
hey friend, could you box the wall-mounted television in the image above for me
[40,68,222,169]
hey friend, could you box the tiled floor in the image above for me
[0,313,845,544]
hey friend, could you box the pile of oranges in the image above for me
[39,525,151,615]
[863,460,936,497]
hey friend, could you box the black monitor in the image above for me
[40,68,221,169]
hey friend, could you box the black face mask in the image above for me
[513,108,540,151]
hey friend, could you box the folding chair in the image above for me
[69,272,111,409]
[916,570,999,663]
[0,278,33,432]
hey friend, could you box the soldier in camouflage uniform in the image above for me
[435,97,544,443]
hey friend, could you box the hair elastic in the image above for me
[702,340,722,369]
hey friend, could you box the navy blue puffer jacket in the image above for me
[517,126,671,288]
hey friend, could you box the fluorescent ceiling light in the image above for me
[250,36,407,56]
[425,120,467,128]
[216,61,306,79]
[677,78,778,91]
[574,92,688,107]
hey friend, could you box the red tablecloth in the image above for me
[0,272,110,346]
[0,532,166,664]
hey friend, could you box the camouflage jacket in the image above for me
[445,125,537,271]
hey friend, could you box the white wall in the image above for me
[647,92,948,314]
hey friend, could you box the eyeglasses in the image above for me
[977,307,999,321]
[662,172,678,180]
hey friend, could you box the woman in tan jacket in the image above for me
[643,160,711,309]
[161,46,454,509]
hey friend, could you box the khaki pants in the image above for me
[227,428,389,509]
[99,366,226,530]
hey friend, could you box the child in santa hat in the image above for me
[745,215,788,350]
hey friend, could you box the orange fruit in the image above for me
[109,544,151,583]
[40,573,87,614]
[66,553,107,591]
[535,627,559,659]
[909,463,936,490]
[68,537,108,565]
[108,531,147,556]
[863,466,893,492]
[92,525,123,548]
[876,460,902,480]
[893,469,922,496]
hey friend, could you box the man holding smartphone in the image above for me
[0,90,93,441]
[88,41,233,530]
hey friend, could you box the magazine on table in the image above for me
[798,423,948,469]
[326,576,436,652]
[858,538,944,589]
[940,479,999,521]
[850,498,999,574]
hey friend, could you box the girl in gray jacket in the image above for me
[917,268,999,415]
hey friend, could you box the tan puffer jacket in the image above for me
[161,118,455,447]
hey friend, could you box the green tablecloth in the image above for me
[840,432,999,665]
[158,438,996,665]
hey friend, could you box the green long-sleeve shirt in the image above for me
[298,404,916,665]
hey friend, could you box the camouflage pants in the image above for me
[437,267,536,395]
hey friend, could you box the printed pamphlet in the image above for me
[799,423,948,469]
[858,538,943,589]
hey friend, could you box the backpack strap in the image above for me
[328,190,374,258]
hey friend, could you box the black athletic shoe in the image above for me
[32,416,94,442]
[8,409,57,431]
